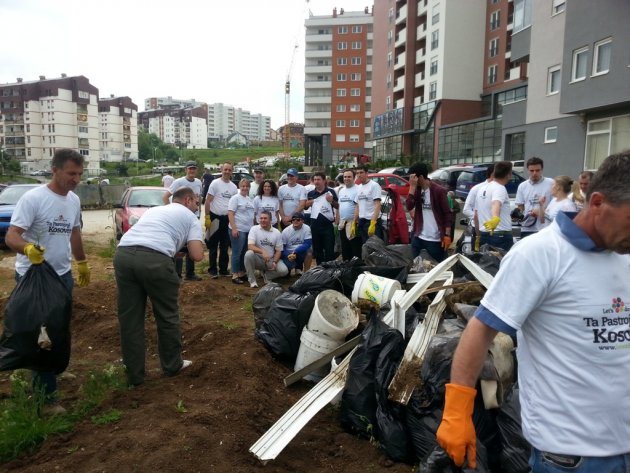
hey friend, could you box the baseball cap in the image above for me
[291,212,305,220]
[254,167,264,173]
[287,168,299,177]
[185,161,197,169]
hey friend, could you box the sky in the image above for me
[0,0,373,129]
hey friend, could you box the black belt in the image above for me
[121,245,168,256]
[481,231,512,236]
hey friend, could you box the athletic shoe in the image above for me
[219,270,231,277]
[208,269,218,279]
[180,360,193,371]
[249,281,258,288]
[185,275,202,281]
[231,277,244,285]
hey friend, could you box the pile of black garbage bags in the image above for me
[254,238,530,472]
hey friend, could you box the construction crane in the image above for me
[284,43,299,158]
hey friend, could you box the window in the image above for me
[336,120,346,127]
[79,149,89,156]
[488,65,498,85]
[351,73,361,81]
[431,30,439,50]
[352,26,362,33]
[350,104,361,112]
[351,41,361,49]
[387,52,392,68]
[513,0,532,32]
[547,65,561,94]
[388,30,393,46]
[336,88,347,97]
[79,126,88,133]
[386,73,392,89]
[336,134,346,142]
[349,135,360,142]
[585,116,630,169]
[489,38,499,57]
[350,88,361,96]
[490,10,500,30]
[337,57,347,66]
[552,0,565,15]
[352,57,361,65]
[350,120,360,127]
[338,26,348,34]
[337,41,347,50]
[544,126,558,143]
[78,91,89,99]
[429,82,437,100]
[430,58,438,75]
[388,7,394,23]
[432,5,440,25]
[337,73,347,81]
[571,47,588,82]
[336,104,346,112]
[593,38,612,76]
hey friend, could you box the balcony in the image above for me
[305,49,332,58]
[78,138,89,147]
[395,28,407,47]
[396,4,407,24]
[416,48,426,63]
[394,52,406,70]
[416,23,427,40]
[305,65,332,74]
[505,66,521,81]
[393,76,405,93]
[304,96,332,104]
[305,33,332,43]
[304,80,332,89]
[415,71,425,87]
[304,111,330,120]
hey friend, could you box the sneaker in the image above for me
[249,281,258,288]
[231,277,244,285]
[219,270,231,277]
[185,275,202,281]
[42,403,67,416]
[208,269,218,279]
[180,360,193,371]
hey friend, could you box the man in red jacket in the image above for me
[406,162,452,262]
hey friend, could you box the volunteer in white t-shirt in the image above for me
[204,162,238,278]
[305,172,338,264]
[163,161,203,280]
[278,168,307,227]
[515,156,554,237]
[475,161,514,252]
[253,179,280,226]
[162,171,174,188]
[244,211,288,288]
[437,151,630,472]
[540,175,577,228]
[249,168,265,198]
[569,170,593,212]
[336,169,362,260]
[281,212,313,274]
[352,165,383,243]
[116,187,203,387]
[228,179,256,285]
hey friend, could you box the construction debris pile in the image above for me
[252,239,531,473]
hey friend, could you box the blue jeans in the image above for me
[479,231,513,252]
[229,230,248,274]
[16,270,73,401]
[411,237,445,262]
[358,218,384,244]
[530,448,630,473]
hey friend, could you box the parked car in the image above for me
[428,165,472,192]
[211,172,255,187]
[113,186,169,240]
[511,160,525,174]
[0,184,41,246]
[278,171,314,186]
[454,166,525,200]
[377,167,410,179]
[368,173,410,197]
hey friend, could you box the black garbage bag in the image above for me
[289,258,364,298]
[453,250,504,279]
[0,262,72,374]
[496,384,531,473]
[406,390,443,460]
[418,444,489,473]
[255,292,316,362]
[252,283,285,330]
[362,236,413,268]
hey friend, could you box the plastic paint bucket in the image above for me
[351,273,401,307]
[307,289,359,341]
[294,328,342,382]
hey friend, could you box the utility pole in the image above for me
[284,43,299,158]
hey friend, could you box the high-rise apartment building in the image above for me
[207,103,270,142]
[144,97,203,111]
[98,95,139,162]
[304,7,374,166]
[0,75,100,174]
[138,104,209,149]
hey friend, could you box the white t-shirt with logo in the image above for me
[515,177,554,232]
[475,181,512,232]
[12,185,81,276]
[119,203,203,257]
[282,224,312,252]
[253,195,280,225]
[418,190,440,241]
[207,178,238,216]
[228,193,255,232]
[169,176,202,216]
[354,180,382,219]
[278,183,307,218]
[162,174,174,188]
[338,185,358,221]
[308,188,337,222]
[248,225,283,259]
[481,221,630,456]
[542,197,577,227]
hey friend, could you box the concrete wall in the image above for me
[74,184,128,208]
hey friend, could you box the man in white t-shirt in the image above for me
[278,168,307,228]
[515,156,554,237]
[6,148,90,414]
[115,187,203,386]
[352,165,383,243]
[281,212,312,274]
[244,211,288,288]
[437,151,630,472]
[162,171,174,188]
[462,164,494,252]
[569,170,594,211]
[474,161,514,252]
[336,169,362,260]
[249,167,265,198]
[306,172,338,264]
[163,161,203,281]
[204,162,238,278]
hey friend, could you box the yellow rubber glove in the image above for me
[483,216,501,233]
[350,221,357,239]
[277,222,282,231]
[442,236,452,250]
[436,383,477,469]
[76,260,90,287]
[204,215,212,230]
[24,243,45,265]
[474,236,481,252]
[368,219,377,237]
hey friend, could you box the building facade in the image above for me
[207,102,270,142]
[138,104,208,149]
[98,95,139,162]
[144,96,203,111]
[304,7,374,166]
[0,75,100,174]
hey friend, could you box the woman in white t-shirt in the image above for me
[539,175,577,227]
[253,179,280,226]
[228,179,256,284]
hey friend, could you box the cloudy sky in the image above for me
[0,0,372,128]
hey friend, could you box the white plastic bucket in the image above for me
[351,273,401,307]
[307,289,359,341]
[294,328,342,382]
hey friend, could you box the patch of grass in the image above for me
[91,409,122,425]
[242,301,253,313]
[221,322,239,330]
[96,237,117,259]
[175,400,187,414]
[66,445,80,454]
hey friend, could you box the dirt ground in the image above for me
[0,230,413,473]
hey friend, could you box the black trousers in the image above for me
[310,217,336,264]
[206,213,230,273]
[340,227,362,260]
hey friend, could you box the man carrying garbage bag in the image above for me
[436,151,630,472]
[6,148,90,415]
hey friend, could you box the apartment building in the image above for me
[304,7,374,166]
[98,95,139,162]
[0,74,100,174]
[144,96,203,111]
[138,104,208,149]
[207,102,270,142]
